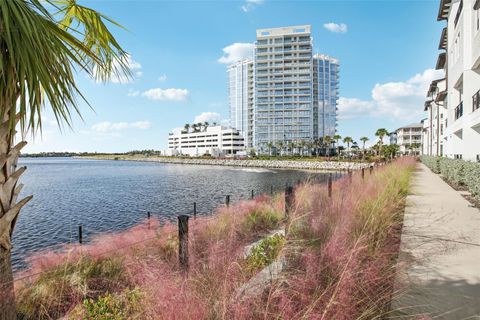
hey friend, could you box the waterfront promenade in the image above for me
[392,163,480,319]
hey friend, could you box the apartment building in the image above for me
[424,0,480,161]
[228,60,254,148]
[395,123,423,155]
[423,78,447,156]
[227,25,339,154]
[167,126,245,157]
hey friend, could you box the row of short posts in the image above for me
[173,169,379,271]
[76,178,350,270]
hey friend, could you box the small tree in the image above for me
[343,136,353,157]
[266,142,274,156]
[275,141,284,156]
[333,134,342,160]
[324,135,332,158]
[375,128,389,156]
[360,136,369,160]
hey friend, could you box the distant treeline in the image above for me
[21,150,163,158]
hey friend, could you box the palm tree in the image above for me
[287,141,295,156]
[275,141,284,156]
[298,141,307,157]
[360,136,369,159]
[324,135,332,158]
[411,142,421,156]
[313,137,322,157]
[333,134,342,160]
[309,141,317,157]
[266,142,274,156]
[375,128,389,156]
[203,121,209,132]
[0,1,130,316]
[184,124,190,133]
[343,136,353,157]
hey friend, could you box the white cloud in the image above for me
[141,88,189,101]
[193,112,222,124]
[241,0,264,12]
[158,74,167,82]
[323,22,348,34]
[108,55,142,84]
[218,43,254,64]
[127,89,140,97]
[91,121,151,133]
[338,69,444,121]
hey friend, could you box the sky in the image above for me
[24,0,445,153]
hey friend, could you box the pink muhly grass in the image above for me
[15,158,416,319]
[17,218,163,280]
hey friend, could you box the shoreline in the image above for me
[76,155,371,171]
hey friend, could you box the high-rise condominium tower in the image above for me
[228,60,254,148]
[227,25,339,153]
[313,54,339,138]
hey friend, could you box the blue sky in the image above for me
[25,0,445,153]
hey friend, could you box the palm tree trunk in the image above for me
[0,111,32,319]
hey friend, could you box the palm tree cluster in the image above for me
[183,121,217,133]
[258,127,396,160]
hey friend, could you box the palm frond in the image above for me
[0,0,130,137]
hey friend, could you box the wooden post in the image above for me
[361,168,365,179]
[270,185,273,196]
[251,190,254,200]
[328,173,332,198]
[284,186,294,218]
[78,225,83,244]
[178,215,189,271]
[225,195,230,207]
[147,211,151,220]
[193,202,197,219]
[369,166,373,175]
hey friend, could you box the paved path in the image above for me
[392,163,480,319]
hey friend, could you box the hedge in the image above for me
[421,155,480,198]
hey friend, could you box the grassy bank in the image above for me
[15,158,415,319]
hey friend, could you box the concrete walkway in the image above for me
[392,163,480,319]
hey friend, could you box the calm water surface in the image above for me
[13,157,338,269]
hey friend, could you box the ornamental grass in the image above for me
[15,158,416,319]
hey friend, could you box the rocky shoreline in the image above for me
[79,156,371,171]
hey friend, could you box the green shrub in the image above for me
[244,234,285,273]
[421,155,480,198]
[240,208,283,235]
[420,155,440,173]
[17,256,128,319]
[464,161,480,197]
[75,288,143,319]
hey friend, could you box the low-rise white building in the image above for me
[395,123,423,155]
[167,126,245,157]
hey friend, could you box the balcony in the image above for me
[454,101,463,120]
[473,89,480,112]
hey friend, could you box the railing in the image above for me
[473,89,480,112]
[454,0,463,27]
[454,101,463,120]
